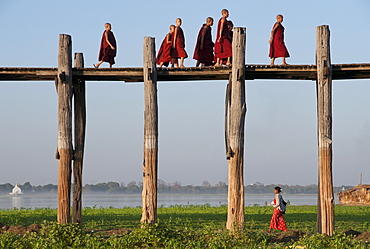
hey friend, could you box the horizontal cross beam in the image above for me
[1,64,370,82]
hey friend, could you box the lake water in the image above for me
[0,193,339,210]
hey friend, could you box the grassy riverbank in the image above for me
[1,205,369,248]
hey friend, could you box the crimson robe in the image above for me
[193,24,214,65]
[171,26,188,58]
[214,18,232,59]
[269,22,290,58]
[156,33,172,66]
[98,30,117,65]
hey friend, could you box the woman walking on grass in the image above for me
[268,186,287,232]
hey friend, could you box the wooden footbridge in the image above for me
[1,25,370,235]
[2,63,370,82]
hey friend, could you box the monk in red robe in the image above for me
[193,17,214,67]
[220,20,234,65]
[269,14,290,65]
[214,9,232,66]
[171,18,188,67]
[94,23,117,68]
[156,25,175,67]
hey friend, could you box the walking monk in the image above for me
[193,17,214,67]
[156,25,175,68]
[214,9,232,66]
[94,23,117,68]
[269,14,290,65]
[171,18,188,67]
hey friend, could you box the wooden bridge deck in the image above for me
[1,64,370,82]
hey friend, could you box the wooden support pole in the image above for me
[72,53,86,224]
[57,34,73,224]
[141,37,158,224]
[316,25,334,236]
[224,74,232,160]
[226,27,247,231]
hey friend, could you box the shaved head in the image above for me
[206,17,213,23]
[276,14,283,19]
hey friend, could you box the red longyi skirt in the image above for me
[270,208,287,231]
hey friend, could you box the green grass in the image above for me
[0,205,369,248]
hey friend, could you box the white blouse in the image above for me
[272,193,286,212]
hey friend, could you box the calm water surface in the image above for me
[0,194,338,210]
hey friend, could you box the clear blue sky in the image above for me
[0,0,369,187]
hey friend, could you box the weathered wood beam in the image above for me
[224,74,232,159]
[2,64,370,82]
[226,27,247,231]
[141,37,158,224]
[316,25,334,236]
[57,34,73,224]
[72,53,86,224]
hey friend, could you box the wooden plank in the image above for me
[57,34,73,224]
[316,25,334,236]
[226,27,247,231]
[1,64,370,82]
[141,37,158,224]
[72,53,86,224]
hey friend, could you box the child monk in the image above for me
[193,17,214,67]
[269,14,290,65]
[156,25,175,67]
[214,9,232,67]
[171,18,188,67]
[94,23,117,68]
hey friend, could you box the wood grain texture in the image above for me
[72,53,86,224]
[316,25,334,236]
[141,37,158,224]
[226,28,247,231]
[57,34,73,224]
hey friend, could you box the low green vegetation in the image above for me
[0,205,369,248]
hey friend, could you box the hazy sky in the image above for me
[0,0,369,187]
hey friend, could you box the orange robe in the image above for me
[156,33,172,67]
[214,18,232,60]
[193,24,214,65]
[171,26,188,59]
[98,30,117,65]
[269,22,290,58]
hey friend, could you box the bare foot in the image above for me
[93,64,98,68]
[226,63,232,67]
[282,63,289,66]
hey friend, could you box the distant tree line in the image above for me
[0,181,354,195]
